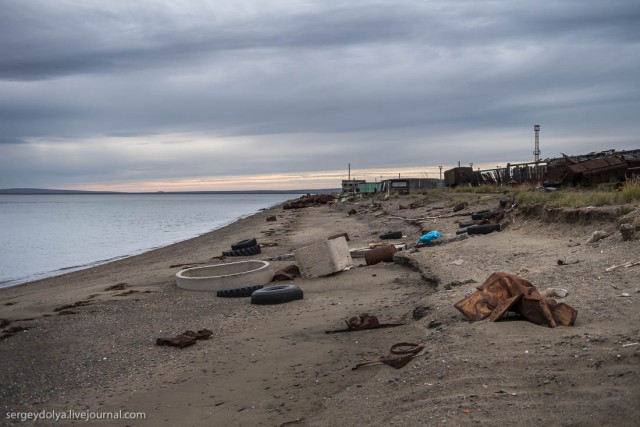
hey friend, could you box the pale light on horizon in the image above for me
[70,162,523,192]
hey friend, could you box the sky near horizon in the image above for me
[1,1,639,191]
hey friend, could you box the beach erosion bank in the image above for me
[1,193,639,426]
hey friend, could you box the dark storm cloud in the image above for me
[0,0,639,189]
[2,1,638,81]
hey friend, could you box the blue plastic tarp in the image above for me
[418,231,443,245]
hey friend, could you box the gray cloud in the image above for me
[0,0,639,189]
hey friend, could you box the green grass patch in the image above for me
[514,180,640,208]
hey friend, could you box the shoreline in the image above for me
[0,197,294,289]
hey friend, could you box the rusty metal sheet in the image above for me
[566,155,627,175]
[454,272,577,328]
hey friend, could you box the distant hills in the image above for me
[0,188,339,195]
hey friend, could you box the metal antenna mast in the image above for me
[533,125,541,162]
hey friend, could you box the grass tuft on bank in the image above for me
[514,179,640,208]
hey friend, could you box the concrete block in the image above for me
[295,237,353,278]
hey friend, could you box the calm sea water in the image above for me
[0,193,293,288]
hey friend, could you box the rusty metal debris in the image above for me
[271,265,301,281]
[364,244,397,265]
[283,194,335,210]
[325,313,404,334]
[328,232,350,241]
[352,342,426,370]
[156,329,213,348]
[454,272,577,328]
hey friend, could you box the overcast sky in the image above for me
[1,0,639,190]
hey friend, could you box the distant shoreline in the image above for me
[0,188,339,195]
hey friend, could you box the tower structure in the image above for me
[533,125,541,163]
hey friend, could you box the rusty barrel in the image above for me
[365,244,397,265]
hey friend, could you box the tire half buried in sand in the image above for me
[176,260,271,291]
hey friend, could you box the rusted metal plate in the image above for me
[566,155,627,175]
[454,272,578,328]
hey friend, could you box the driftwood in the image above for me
[606,260,640,272]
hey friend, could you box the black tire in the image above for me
[459,221,479,228]
[217,285,263,298]
[251,285,303,305]
[231,238,258,251]
[380,231,403,240]
[471,210,496,220]
[222,244,262,257]
[467,224,501,235]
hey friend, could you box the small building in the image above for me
[380,178,443,192]
[444,167,476,187]
[358,182,380,194]
[341,179,366,194]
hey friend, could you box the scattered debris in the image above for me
[352,343,426,370]
[266,253,296,261]
[260,242,279,247]
[606,260,640,272]
[348,209,357,216]
[544,288,569,298]
[587,230,610,244]
[557,259,579,266]
[380,231,403,240]
[271,265,301,281]
[412,306,431,320]
[452,202,467,212]
[417,231,443,246]
[364,244,397,265]
[467,224,501,235]
[427,320,442,329]
[450,259,465,266]
[620,293,631,297]
[283,194,335,210]
[454,272,578,328]
[328,232,350,241]
[156,329,213,348]
[325,313,404,334]
[266,216,277,222]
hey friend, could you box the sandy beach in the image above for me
[1,192,639,426]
